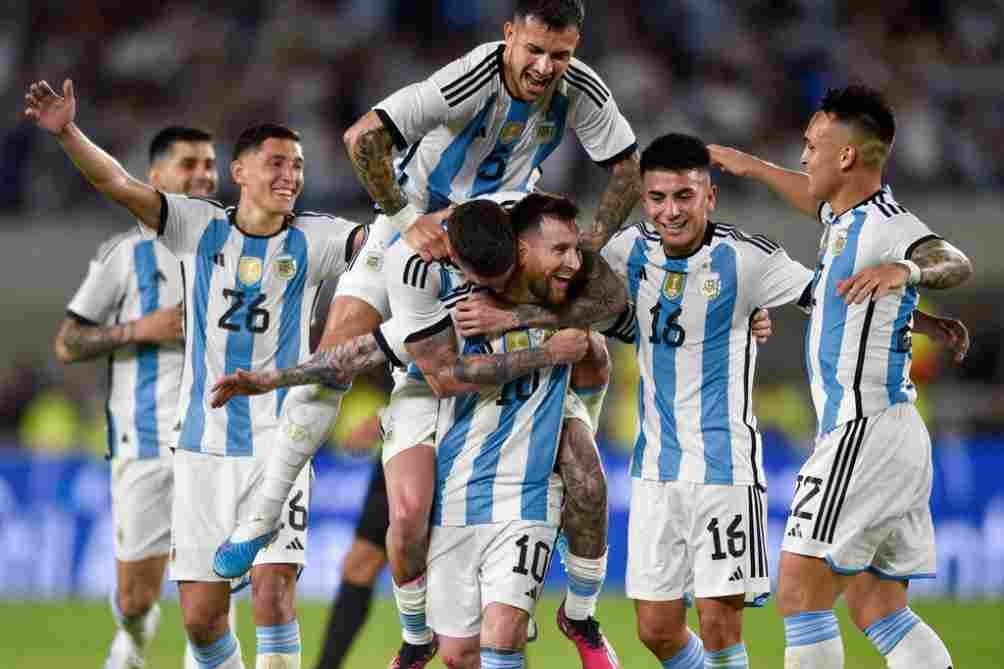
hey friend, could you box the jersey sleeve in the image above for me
[748,246,815,310]
[566,61,637,165]
[66,235,132,324]
[158,193,221,256]
[385,246,450,342]
[600,224,641,282]
[374,44,501,151]
[880,214,942,261]
[303,215,367,282]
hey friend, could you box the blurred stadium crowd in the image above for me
[1,0,1002,454]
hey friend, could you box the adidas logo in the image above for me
[728,566,744,583]
[285,537,305,551]
[787,523,804,539]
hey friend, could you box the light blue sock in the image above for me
[864,607,920,657]
[481,647,524,668]
[705,642,748,668]
[662,629,704,668]
[256,621,301,656]
[191,630,239,669]
[784,610,840,648]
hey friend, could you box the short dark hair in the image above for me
[449,200,516,278]
[232,123,301,162]
[640,133,711,175]
[148,126,213,165]
[515,0,585,31]
[510,192,579,238]
[819,85,896,164]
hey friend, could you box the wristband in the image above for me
[895,259,922,287]
[387,202,421,234]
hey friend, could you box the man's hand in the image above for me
[453,292,519,338]
[915,313,970,364]
[837,263,910,304]
[25,79,76,135]
[751,308,773,344]
[404,207,453,262]
[133,303,184,343]
[708,145,761,178]
[544,329,589,366]
[210,369,280,408]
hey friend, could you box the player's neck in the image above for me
[828,173,883,218]
[233,197,289,237]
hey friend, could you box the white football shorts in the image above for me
[111,454,173,562]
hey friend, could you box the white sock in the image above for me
[783,610,843,668]
[190,630,245,669]
[233,385,344,542]
[393,573,433,645]
[865,608,952,669]
[109,590,160,653]
[256,621,301,669]
[563,547,607,620]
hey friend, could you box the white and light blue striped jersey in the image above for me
[806,187,940,435]
[375,41,636,212]
[67,230,183,459]
[155,193,361,456]
[602,222,814,486]
[382,237,567,528]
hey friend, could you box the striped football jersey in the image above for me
[67,230,183,459]
[155,193,361,456]
[602,221,814,486]
[806,186,940,435]
[374,41,636,212]
[382,234,567,528]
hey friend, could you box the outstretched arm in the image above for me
[709,145,818,220]
[579,152,641,253]
[343,111,450,260]
[54,304,183,363]
[24,79,163,230]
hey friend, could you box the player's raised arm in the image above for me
[708,144,819,220]
[342,111,449,261]
[24,79,163,230]
[579,151,642,253]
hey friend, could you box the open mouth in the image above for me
[524,72,550,94]
[273,188,296,202]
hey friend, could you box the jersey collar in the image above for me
[661,221,716,260]
[226,206,292,239]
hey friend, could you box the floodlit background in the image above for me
[1,1,1001,666]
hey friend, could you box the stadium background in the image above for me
[1,1,1002,666]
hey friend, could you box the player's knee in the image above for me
[636,616,686,658]
[181,606,230,646]
[118,582,159,617]
[389,490,430,538]
[696,607,742,649]
[250,567,297,623]
[440,646,479,669]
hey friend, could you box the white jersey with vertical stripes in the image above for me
[805,187,939,436]
[374,41,636,213]
[602,222,814,486]
[381,234,568,528]
[155,193,360,457]
[67,230,183,459]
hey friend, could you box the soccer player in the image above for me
[709,86,972,668]
[220,2,640,662]
[55,126,217,669]
[26,78,365,669]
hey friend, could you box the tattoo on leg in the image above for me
[557,421,608,559]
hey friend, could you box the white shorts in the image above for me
[169,449,312,582]
[626,478,770,603]
[334,214,395,320]
[111,455,173,562]
[782,403,936,580]
[379,372,438,464]
[565,388,601,435]
[427,520,559,638]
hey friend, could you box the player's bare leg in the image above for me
[250,563,301,668]
[215,297,379,577]
[179,581,245,669]
[385,445,438,668]
[106,555,168,668]
[635,599,700,665]
[844,573,952,669]
[696,595,747,666]
[477,603,531,669]
[777,552,847,668]
[436,634,480,669]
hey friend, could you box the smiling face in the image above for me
[502,15,580,102]
[231,137,304,216]
[643,168,716,257]
[149,140,218,197]
[518,214,582,304]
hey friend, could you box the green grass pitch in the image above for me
[1,596,1001,667]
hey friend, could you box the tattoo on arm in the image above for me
[510,252,628,330]
[348,126,408,216]
[57,318,132,362]
[911,239,973,290]
[272,334,387,388]
[580,153,641,252]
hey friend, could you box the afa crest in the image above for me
[662,272,686,299]
[274,254,297,280]
[832,230,848,256]
[500,121,525,145]
[700,273,721,300]
[535,122,557,144]
[504,329,531,352]
[238,257,263,285]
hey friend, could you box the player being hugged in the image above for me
[26,78,364,669]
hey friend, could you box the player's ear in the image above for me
[503,20,515,44]
[839,144,857,172]
[707,183,718,212]
[230,159,244,186]
[147,165,160,190]
[518,237,530,263]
